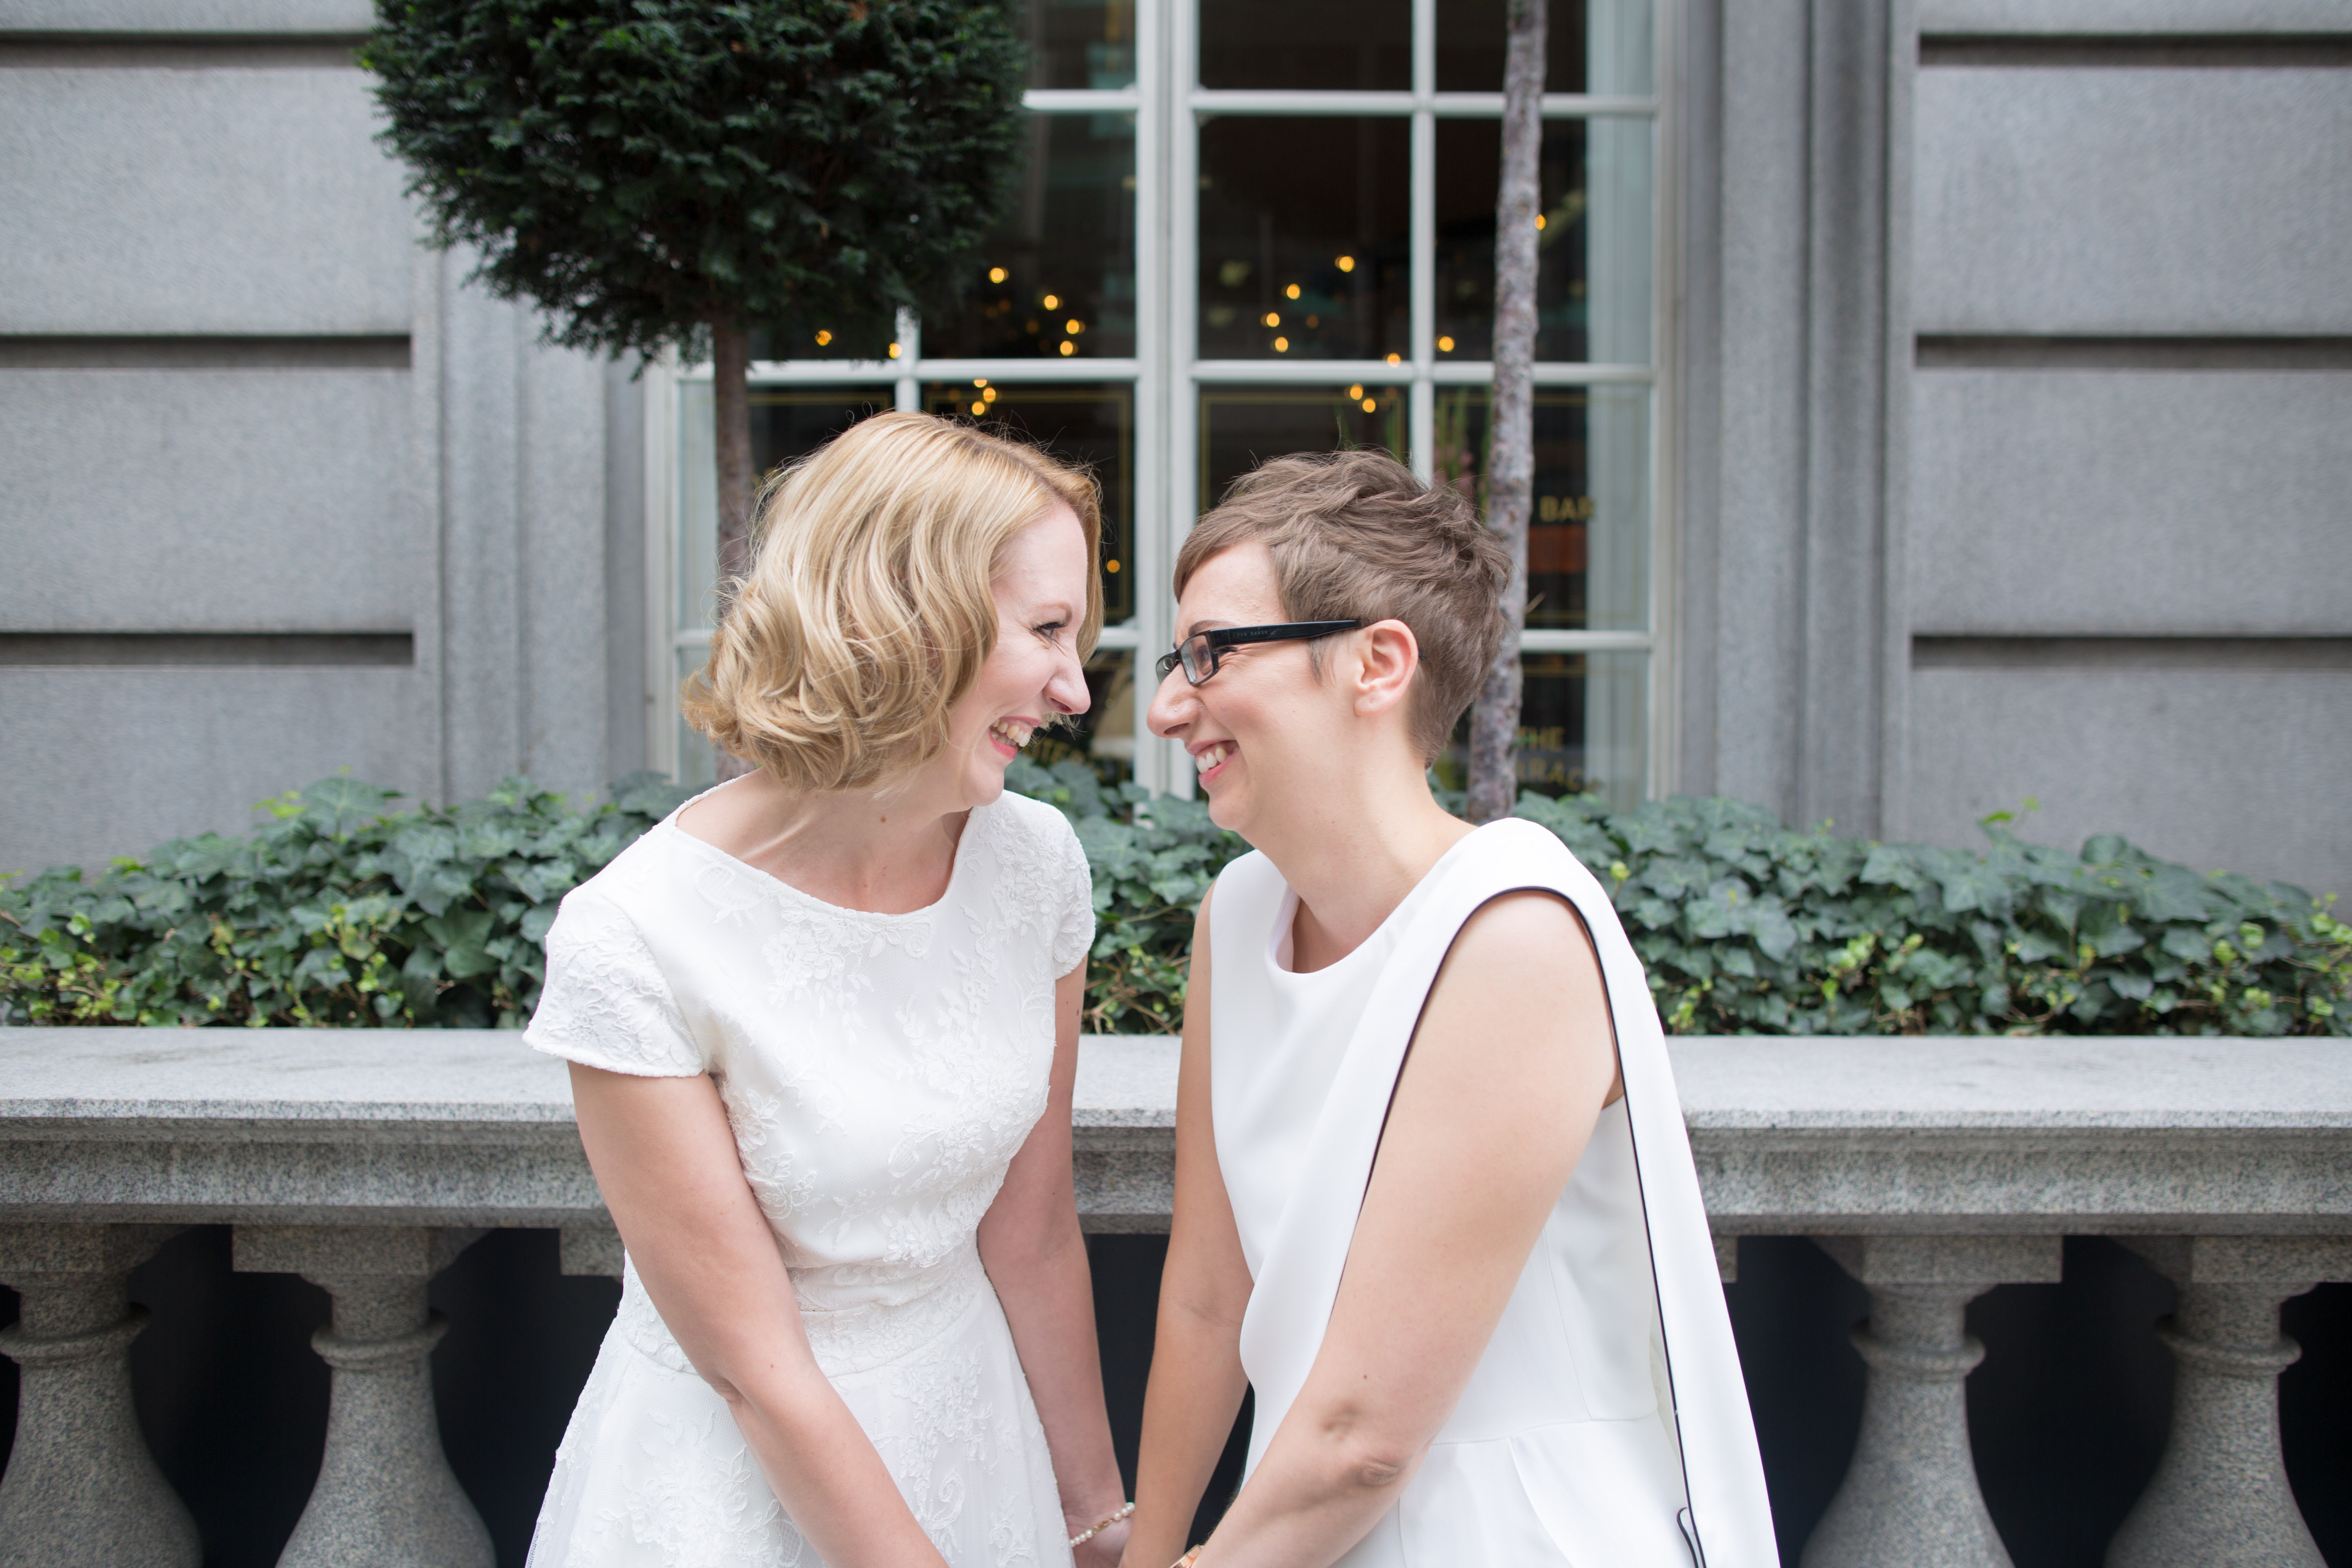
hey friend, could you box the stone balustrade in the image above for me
[0,1028,2345,1566]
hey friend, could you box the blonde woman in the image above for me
[1120,452,1773,1568]
[525,412,1132,1567]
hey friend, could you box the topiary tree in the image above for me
[364,0,1027,600]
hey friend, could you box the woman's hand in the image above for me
[1071,1514,1131,1568]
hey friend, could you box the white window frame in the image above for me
[647,0,1676,799]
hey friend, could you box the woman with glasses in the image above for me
[523,412,1133,1568]
[1119,451,1774,1568]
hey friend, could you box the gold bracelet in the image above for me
[1067,1501,1134,1549]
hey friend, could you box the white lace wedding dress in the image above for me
[521,789,1095,1568]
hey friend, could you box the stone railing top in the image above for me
[2,1028,2343,1134]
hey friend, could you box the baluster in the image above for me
[1801,1234,2062,1568]
[559,1220,623,1279]
[0,1221,200,1568]
[2107,1236,2352,1568]
[234,1225,493,1568]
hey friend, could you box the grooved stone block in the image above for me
[0,64,413,335]
[0,0,371,27]
[1815,1233,2064,1286]
[1908,369,2352,636]
[2124,1234,2352,1286]
[1915,67,2352,334]
[0,366,417,631]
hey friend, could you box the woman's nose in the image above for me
[1144,666,1192,738]
[1049,648,1091,715]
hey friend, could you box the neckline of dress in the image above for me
[1266,822,1491,978]
[658,789,990,922]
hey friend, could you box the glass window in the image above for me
[1434,650,1648,808]
[1198,0,1412,91]
[1433,118,1653,364]
[1198,118,1410,361]
[1432,0,1654,96]
[1198,383,1410,505]
[922,381,1136,624]
[1027,0,1137,90]
[1427,386,1650,631]
[926,113,1138,361]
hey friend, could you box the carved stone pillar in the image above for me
[234,1226,493,1568]
[2107,1236,2352,1568]
[558,1220,623,1279]
[0,1222,200,1568]
[1801,1234,2062,1568]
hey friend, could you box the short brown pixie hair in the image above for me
[683,411,1103,792]
[1174,450,1508,760]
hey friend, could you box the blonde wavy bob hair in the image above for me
[682,411,1104,793]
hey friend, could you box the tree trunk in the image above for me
[711,315,757,781]
[1466,0,1545,824]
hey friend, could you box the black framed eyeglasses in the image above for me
[1154,621,1362,686]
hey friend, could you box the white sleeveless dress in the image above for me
[521,789,1094,1568]
[1209,821,1776,1567]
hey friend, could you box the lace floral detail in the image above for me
[525,890,702,1078]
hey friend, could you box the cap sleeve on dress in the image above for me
[1051,819,1097,977]
[524,888,706,1078]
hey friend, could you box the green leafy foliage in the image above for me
[362,0,1029,358]
[4,769,2343,1038]
[0,775,694,1029]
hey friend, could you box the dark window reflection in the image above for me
[1434,119,1651,364]
[1027,0,1136,89]
[1200,0,1410,90]
[746,312,897,363]
[1425,385,1648,631]
[1198,384,1408,511]
[1432,652,1647,806]
[1434,0,1652,95]
[748,389,892,475]
[925,382,1134,625]
[927,114,1136,360]
[1198,119,1409,361]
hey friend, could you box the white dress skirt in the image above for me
[521,790,1094,1568]
[1208,822,1778,1567]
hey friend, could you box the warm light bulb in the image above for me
[1042,293,1060,310]
[1348,383,1364,399]
[1273,336,1289,352]
[814,329,833,346]
[1285,283,1301,300]
[1262,311,1280,328]
[1059,340,1075,356]
[982,387,997,402]
[971,401,986,416]
[888,342,902,358]
[1336,255,1356,272]
[1385,352,1402,364]
[973,376,988,387]
[1066,319,1082,334]
[1535,214,1547,230]
[1436,336,1456,352]
[1362,397,1377,412]
[988,266,1008,283]
[1105,559,1122,573]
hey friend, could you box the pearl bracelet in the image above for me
[1067,1501,1134,1549]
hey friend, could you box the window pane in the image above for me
[1428,385,1649,631]
[1199,118,1409,362]
[927,113,1136,360]
[1200,0,1410,90]
[1198,383,1409,508]
[1433,651,1647,808]
[922,382,1136,624]
[1027,0,1136,89]
[677,385,893,634]
[1433,0,1654,95]
[1433,118,1653,364]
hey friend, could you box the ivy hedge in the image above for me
[3,764,2344,1037]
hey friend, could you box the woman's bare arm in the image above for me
[1122,890,1257,1568]
[568,1062,949,1568]
[1187,890,1621,1568]
[978,964,1131,1564]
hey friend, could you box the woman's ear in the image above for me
[1350,619,1421,719]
